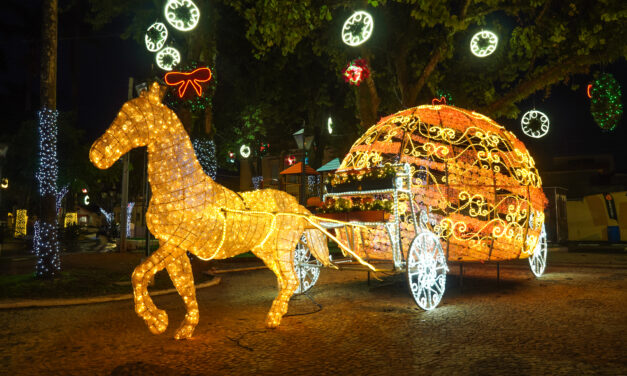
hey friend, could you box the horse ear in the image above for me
[146,82,167,104]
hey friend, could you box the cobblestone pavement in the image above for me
[1,254,626,375]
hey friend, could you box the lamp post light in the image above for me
[292,128,314,205]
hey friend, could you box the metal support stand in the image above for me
[459,263,464,291]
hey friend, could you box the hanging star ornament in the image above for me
[164,67,212,98]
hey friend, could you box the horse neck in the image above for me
[146,109,217,197]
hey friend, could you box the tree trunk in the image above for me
[36,0,60,278]
[356,75,380,129]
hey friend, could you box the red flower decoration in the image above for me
[342,59,370,86]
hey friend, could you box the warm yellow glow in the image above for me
[15,209,27,238]
[89,83,336,339]
[64,212,78,227]
[337,104,547,262]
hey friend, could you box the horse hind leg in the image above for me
[165,252,199,339]
[131,246,179,335]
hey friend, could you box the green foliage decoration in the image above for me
[589,72,623,131]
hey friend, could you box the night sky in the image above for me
[1,1,625,173]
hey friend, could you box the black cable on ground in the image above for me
[284,290,323,317]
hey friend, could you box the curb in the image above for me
[0,277,221,310]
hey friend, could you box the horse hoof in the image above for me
[146,309,169,334]
[174,324,195,340]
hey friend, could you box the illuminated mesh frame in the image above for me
[89,83,339,339]
[337,105,547,262]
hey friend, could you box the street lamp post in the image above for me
[292,128,314,205]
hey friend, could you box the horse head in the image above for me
[89,82,168,169]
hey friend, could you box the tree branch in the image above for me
[480,55,599,117]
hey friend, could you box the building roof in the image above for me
[317,158,341,172]
[279,162,320,175]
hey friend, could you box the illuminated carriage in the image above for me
[294,104,548,310]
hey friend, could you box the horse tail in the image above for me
[303,228,332,267]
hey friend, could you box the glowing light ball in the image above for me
[156,47,181,71]
[521,110,550,138]
[164,0,200,31]
[145,22,168,52]
[341,11,373,46]
[337,104,547,262]
[470,30,498,57]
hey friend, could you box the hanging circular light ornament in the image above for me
[342,58,370,86]
[144,22,168,52]
[164,0,200,31]
[589,72,623,131]
[521,110,550,138]
[341,11,373,46]
[327,117,333,134]
[156,47,181,71]
[470,30,498,57]
[239,144,251,158]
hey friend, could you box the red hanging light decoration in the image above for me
[165,67,212,98]
[342,59,370,86]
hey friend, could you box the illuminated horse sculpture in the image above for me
[90,83,364,339]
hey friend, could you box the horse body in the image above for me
[90,83,329,339]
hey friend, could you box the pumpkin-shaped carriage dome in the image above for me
[336,104,548,263]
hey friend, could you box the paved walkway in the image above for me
[1,249,626,375]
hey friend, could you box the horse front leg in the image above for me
[165,252,199,339]
[131,246,180,335]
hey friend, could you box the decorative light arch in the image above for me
[145,22,168,52]
[470,30,498,57]
[341,11,373,46]
[521,110,550,138]
[164,0,200,32]
[156,47,181,71]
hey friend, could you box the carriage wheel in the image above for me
[293,234,322,294]
[529,225,547,277]
[407,230,448,310]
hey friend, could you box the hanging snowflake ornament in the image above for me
[343,59,370,86]
[164,0,200,31]
[341,11,373,46]
[156,47,181,71]
[470,30,498,57]
[521,110,550,138]
[145,22,168,52]
[589,72,623,131]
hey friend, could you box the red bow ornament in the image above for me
[165,67,212,98]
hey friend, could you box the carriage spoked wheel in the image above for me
[293,234,322,294]
[407,212,448,310]
[529,224,548,277]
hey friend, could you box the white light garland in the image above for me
[127,202,135,237]
[341,11,373,46]
[470,30,498,57]
[156,47,181,71]
[35,107,61,277]
[252,176,263,190]
[36,108,59,196]
[56,184,69,213]
[192,139,218,180]
[521,110,550,138]
[145,22,168,52]
[164,0,200,32]
[239,144,251,158]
